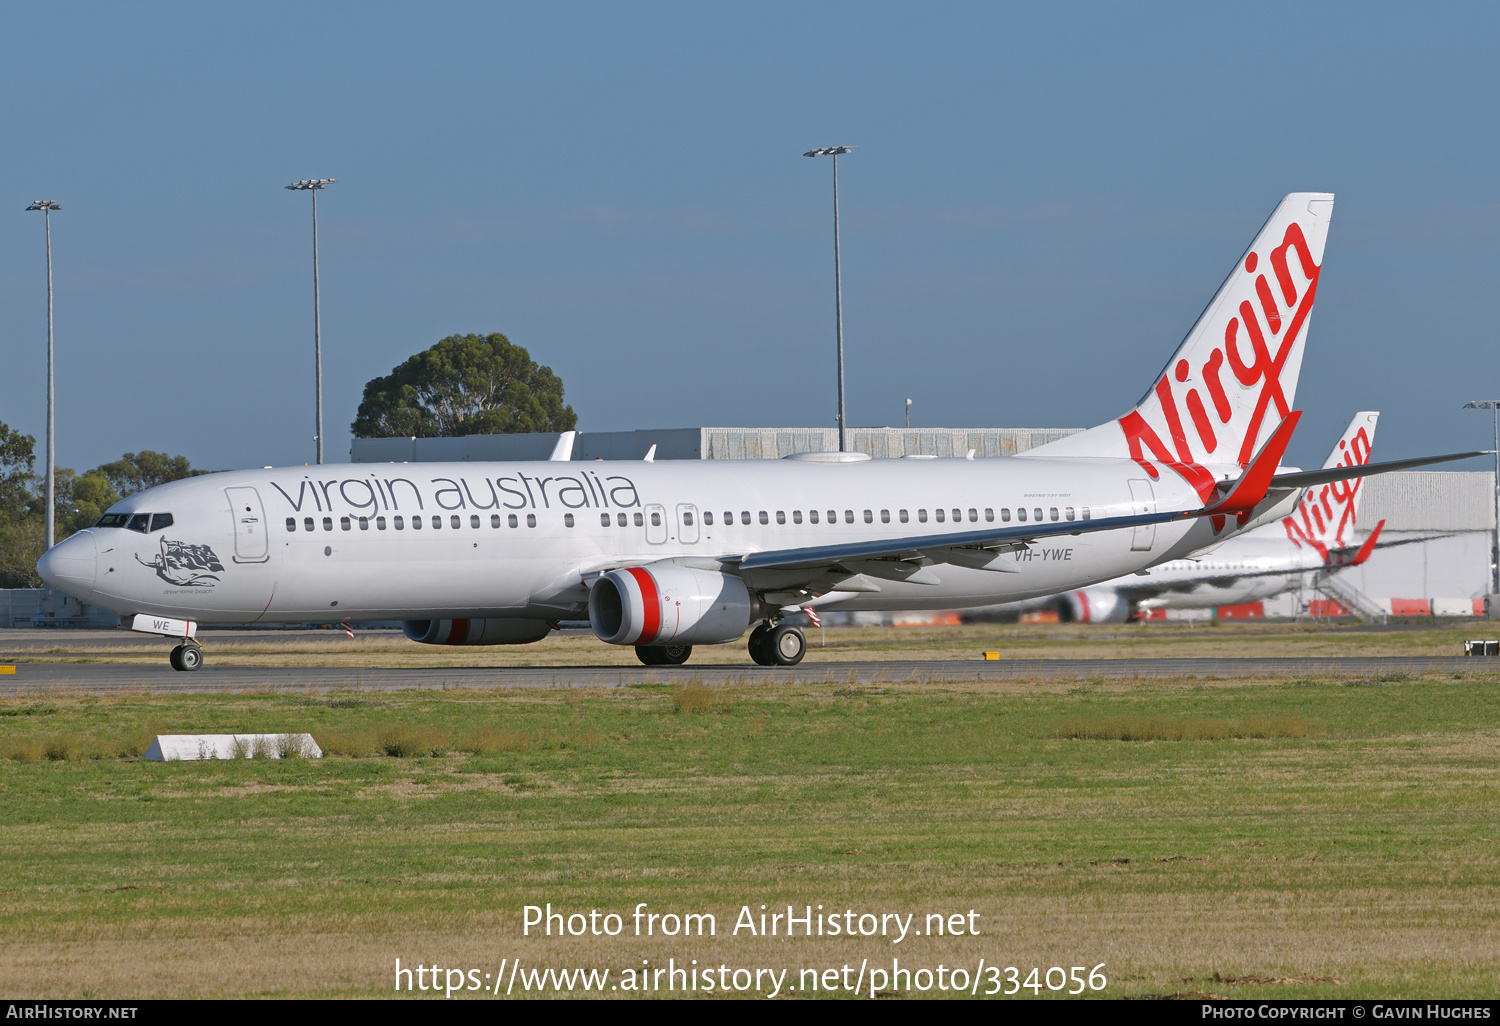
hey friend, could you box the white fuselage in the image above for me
[40,454,1298,627]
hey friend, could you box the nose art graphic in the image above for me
[37,531,98,600]
[136,537,226,587]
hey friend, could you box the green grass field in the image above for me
[2,669,1499,998]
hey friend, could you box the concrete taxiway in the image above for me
[0,656,1488,696]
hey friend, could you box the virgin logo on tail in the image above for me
[1283,422,1374,562]
[1121,220,1322,503]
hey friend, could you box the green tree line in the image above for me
[0,420,208,588]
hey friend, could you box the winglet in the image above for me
[1199,411,1302,516]
[643,444,657,463]
[1348,519,1385,566]
[548,431,576,462]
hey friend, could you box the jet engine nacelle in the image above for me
[402,618,553,646]
[589,565,753,646]
[1059,588,1130,624]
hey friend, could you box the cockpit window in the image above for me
[150,513,174,532]
[95,514,131,529]
[127,513,151,533]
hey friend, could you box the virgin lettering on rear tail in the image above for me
[1031,193,1335,506]
[1283,411,1377,562]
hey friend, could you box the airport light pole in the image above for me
[905,398,912,430]
[1463,400,1500,595]
[25,201,61,550]
[285,179,335,464]
[804,146,856,451]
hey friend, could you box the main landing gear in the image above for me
[168,642,203,672]
[636,643,693,666]
[748,621,806,667]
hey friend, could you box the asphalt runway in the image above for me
[1,656,1491,695]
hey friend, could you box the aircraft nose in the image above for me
[37,531,97,601]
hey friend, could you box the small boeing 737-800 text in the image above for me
[37,193,1483,669]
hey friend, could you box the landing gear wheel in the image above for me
[768,623,806,666]
[170,644,202,672]
[747,623,776,666]
[635,644,693,666]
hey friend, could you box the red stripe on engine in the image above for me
[447,619,469,645]
[625,567,661,644]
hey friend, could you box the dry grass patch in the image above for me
[1055,713,1321,741]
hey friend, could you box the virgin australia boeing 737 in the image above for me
[36,192,1482,670]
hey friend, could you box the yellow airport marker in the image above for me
[983,651,1000,661]
[0,666,14,674]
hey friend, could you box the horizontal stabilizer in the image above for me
[1270,450,1492,491]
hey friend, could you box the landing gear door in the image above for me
[1127,479,1156,552]
[225,486,270,563]
[644,503,668,544]
[677,503,699,544]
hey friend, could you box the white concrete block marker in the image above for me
[144,734,323,761]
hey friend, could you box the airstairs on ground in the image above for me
[1310,570,1388,623]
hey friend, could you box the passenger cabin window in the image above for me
[527,514,537,528]
[1033,508,1043,522]
[759,511,769,525]
[359,517,369,531]
[952,508,961,522]
[918,509,927,523]
[826,510,835,523]
[470,515,479,529]
[323,517,333,531]
[863,510,873,524]
[378,517,388,530]
[286,517,296,532]
[1082,507,1091,520]
[412,516,422,530]
[395,515,405,530]
[651,511,662,527]
[704,512,714,525]
[634,512,644,527]
[881,509,890,523]
[968,508,978,522]
[304,517,315,532]
[809,510,820,524]
[1001,508,1011,522]
[1050,507,1059,521]
[935,509,945,523]
[128,513,150,533]
[1017,508,1027,522]
[94,513,132,529]
[600,513,610,527]
[984,508,994,522]
[509,514,519,528]
[491,514,500,528]
[1065,507,1075,521]
[741,511,751,525]
[617,513,627,527]
[341,517,351,531]
[792,510,802,524]
[775,511,785,525]
[844,510,854,524]
[564,513,575,527]
[899,509,908,523]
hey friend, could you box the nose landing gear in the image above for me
[748,621,805,666]
[169,643,203,672]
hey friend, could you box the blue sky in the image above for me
[1,2,1497,473]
